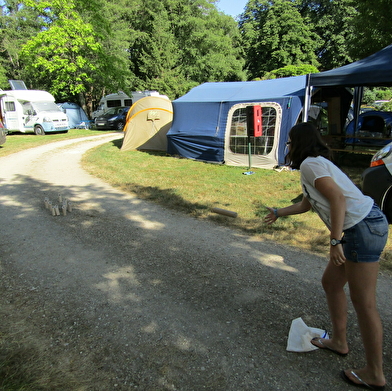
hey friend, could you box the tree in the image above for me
[0,65,8,88]
[0,0,42,87]
[1,0,246,112]
[19,0,132,115]
[240,0,319,80]
[127,0,184,98]
[170,1,245,85]
[350,0,392,59]
[263,64,319,79]
[298,0,357,70]
[127,0,246,98]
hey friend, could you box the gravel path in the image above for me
[0,133,391,390]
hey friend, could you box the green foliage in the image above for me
[128,0,246,99]
[240,0,319,79]
[127,0,185,98]
[263,64,319,79]
[381,101,392,112]
[0,65,9,89]
[362,88,392,106]
[19,0,132,113]
[298,0,357,70]
[377,89,392,101]
[0,0,42,83]
[362,88,378,106]
[350,0,392,59]
[21,15,101,96]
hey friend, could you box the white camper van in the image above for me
[92,90,169,119]
[0,90,70,135]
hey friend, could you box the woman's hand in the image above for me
[264,207,278,225]
[264,199,311,225]
[330,244,346,266]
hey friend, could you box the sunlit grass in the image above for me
[0,128,116,158]
[83,139,392,268]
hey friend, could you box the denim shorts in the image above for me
[343,204,389,263]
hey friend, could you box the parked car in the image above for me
[345,110,392,146]
[361,142,392,222]
[94,106,130,130]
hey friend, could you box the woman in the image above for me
[265,122,388,390]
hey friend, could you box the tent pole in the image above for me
[303,74,311,122]
[248,135,252,169]
[352,86,363,150]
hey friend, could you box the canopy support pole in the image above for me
[303,74,311,122]
[248,135,252,169]
[352,86,364,150]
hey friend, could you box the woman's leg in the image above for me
[313,260,349,353]
[343,260,385,386]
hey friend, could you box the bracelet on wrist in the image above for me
[273,208,279,218]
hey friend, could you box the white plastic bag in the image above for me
[286,317,329,352]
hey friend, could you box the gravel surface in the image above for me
[1,133,392,390]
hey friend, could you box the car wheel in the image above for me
[116,121,124,131]
[34,125,45,135]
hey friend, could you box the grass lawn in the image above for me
[2,129,391,273]
[82,137,392,274]
[0,128,115,158]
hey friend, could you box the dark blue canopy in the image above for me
[309,44,392,87]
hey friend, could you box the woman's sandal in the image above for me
[310,337,348,357]
[340,370,386,390]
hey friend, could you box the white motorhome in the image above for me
[0,90,70,135]
[92,90,169,119]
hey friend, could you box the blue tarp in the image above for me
[167,76,307,167]
[58,102,90,129]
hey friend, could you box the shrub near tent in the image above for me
[121,96,173,152]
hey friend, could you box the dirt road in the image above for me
[1,134,392,390]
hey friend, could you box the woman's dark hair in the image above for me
[286,122,331,169]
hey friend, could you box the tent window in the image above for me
[229,106,277,155]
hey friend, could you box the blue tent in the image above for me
[57,102,90,129]
[166,75,308,169]
[345,110,392,146]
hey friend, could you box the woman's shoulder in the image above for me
[300,155,329,169]
[300,156,335,180]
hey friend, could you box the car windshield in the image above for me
[32,101,61,112]
[103,107,126,116]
